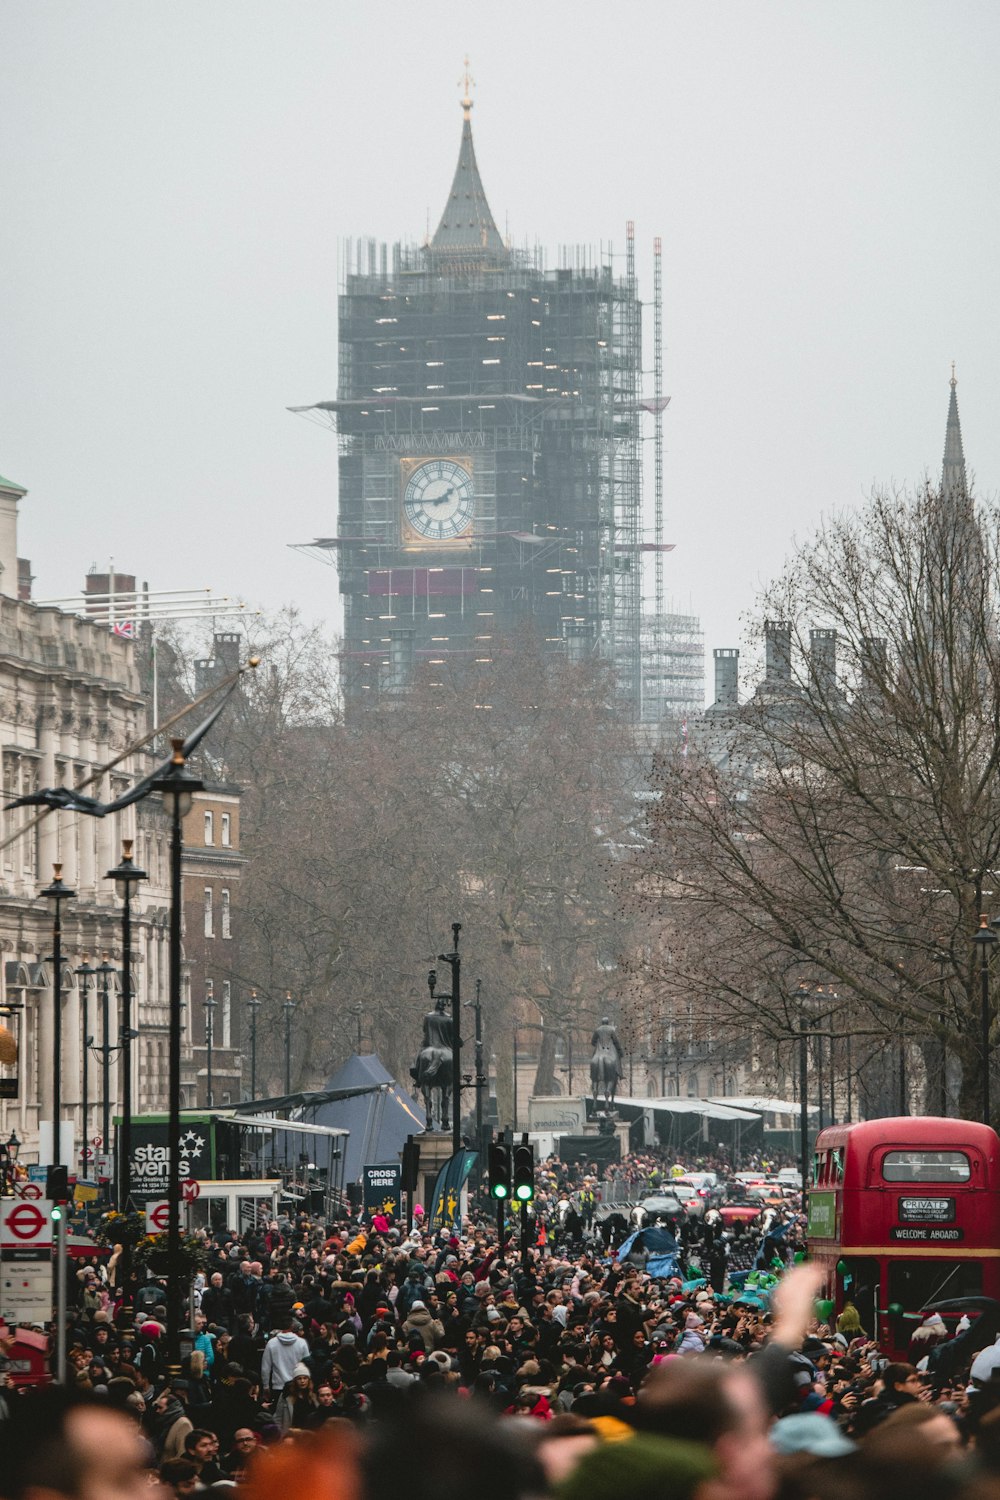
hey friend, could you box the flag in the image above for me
[111,620,136,638]
[427,1148,478,1232]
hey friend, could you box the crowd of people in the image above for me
[2,1148,1000,1500]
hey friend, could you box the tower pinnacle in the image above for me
[428,64,508,268]
[942,364,967,501]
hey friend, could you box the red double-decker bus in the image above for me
[808,1117,1000,1357]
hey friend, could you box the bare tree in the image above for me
[229,628,640,1105]
[627,484,1000,1121]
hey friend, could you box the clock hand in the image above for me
[424,487,456,507]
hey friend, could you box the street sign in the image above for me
[1,1259,51,1324]
[92,1136,102,1147]
[181,1180,200,1203]
[145,1200,170,1232]
[0,1200,52,1249]
[15,1183,42,1201]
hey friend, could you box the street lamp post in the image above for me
[95,956,116,1178]
[437,924,463,1156]
[0,1130,19,1195]
[204,993,217,1108]
[151,739,203,1377]
[282,992,296,1096]
[281,992,296,1175]
[512,1028,519,1132]
[464,978,485,1155]
[40,876,74,1176]
[41,863,75,1386]
[934,945,949,1116]
[974,915,997,1127]
[107,840,146,1211]
[799,1016,810,1194]
[75,957,95,1176]
[247,991,261,1101]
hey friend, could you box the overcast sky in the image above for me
[2,2,999,699]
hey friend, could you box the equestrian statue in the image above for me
[410,993,453,1133]
[590,1016,624,1112]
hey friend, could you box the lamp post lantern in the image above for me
[151,739,203,1376]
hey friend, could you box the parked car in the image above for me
[669,1182,704,1219]
[635,1194,685,1227]
[676,1173,723,1210]
[719,1199,764,1228]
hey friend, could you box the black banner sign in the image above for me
[362,1163,403,1219]
[129,1122,213,1203]
[890,1225,964,1242]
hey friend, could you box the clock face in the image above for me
[403,459,475,541]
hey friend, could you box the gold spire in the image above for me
[459,54,474,118]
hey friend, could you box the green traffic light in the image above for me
[51,1206,63,1220]
[515,1183,532,1201]
[492,1183,508,1199]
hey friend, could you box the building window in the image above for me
[222,980,232,1047]
[204,810,214,845]
[204,887,213,938]
[221,889,231,940]
[221,812,231,847]
[687,1073,699,1098]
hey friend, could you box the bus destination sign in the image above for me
[898,1197,955,1224]
[890,1225,964,1242]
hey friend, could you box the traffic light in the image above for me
[488,1140,511,1200]
[513,1142,535,1202]
[46,1164,68,1203]
[47,1164,69,1219]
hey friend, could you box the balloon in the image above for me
[836,1259,849,1276]
[888,1302,904,1317]
[815,1298,835,1321]
[794,1250,808,1263]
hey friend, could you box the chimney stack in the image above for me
[764,620,792,683]
[713,648,740,709]
[809,628,837,697]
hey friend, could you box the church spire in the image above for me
[941,362,967,501]
[428,60,508,269]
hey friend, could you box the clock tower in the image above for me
[296,74,648,713]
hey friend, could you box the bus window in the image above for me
[882,1150,971,1183]
[840,1256,880,1339]
[888,1258,981,1310]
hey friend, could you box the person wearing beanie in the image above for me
[674,1313,705,1354]
[403,1299,445,1352]
[274,1364,317,1434]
